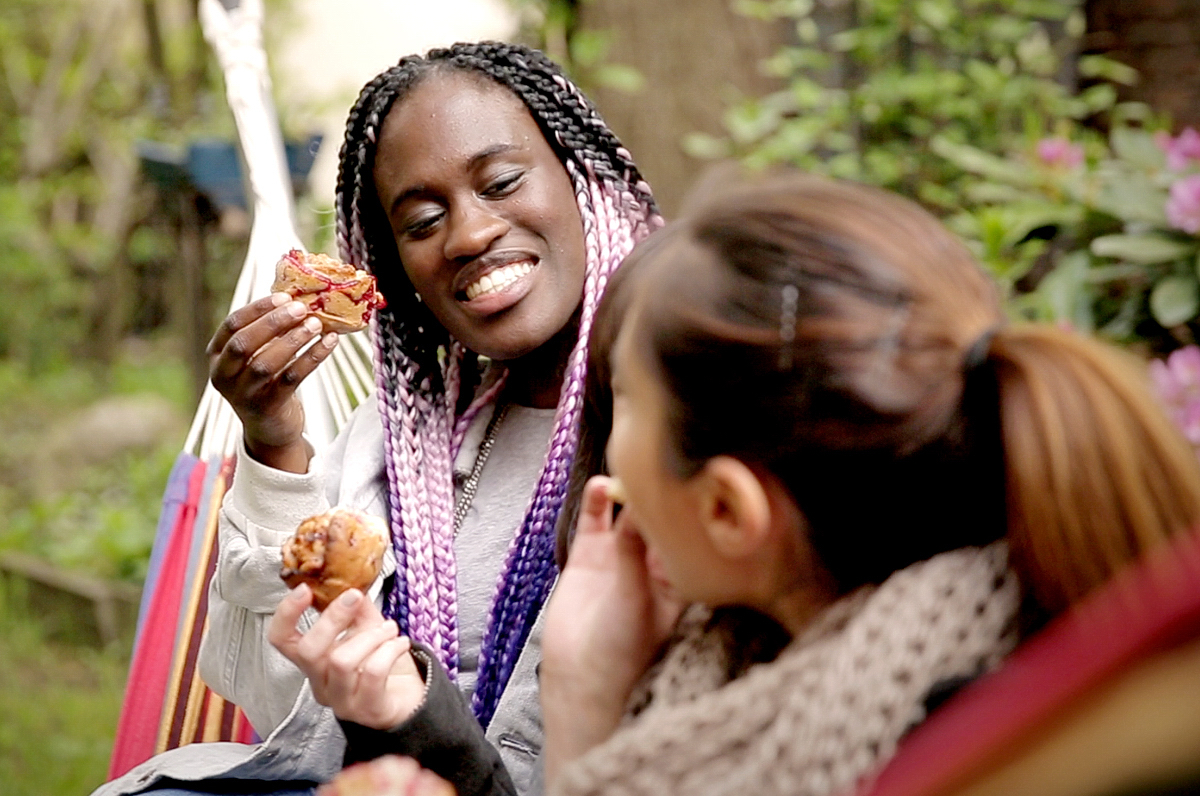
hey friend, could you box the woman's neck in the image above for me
[501,316,579,409]
[765,582,837,637]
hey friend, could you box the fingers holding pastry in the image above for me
[209,298,322,389]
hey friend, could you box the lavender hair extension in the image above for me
[335,41,662,725]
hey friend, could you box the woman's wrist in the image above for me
[244,434,312,474]
[539,665,629,785]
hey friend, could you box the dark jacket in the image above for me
[340,646,518,796]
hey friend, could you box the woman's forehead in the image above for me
[375,71,547,177]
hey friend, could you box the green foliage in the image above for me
[0,0,234,369]
[940,119,1200,352]
[699,0,1123,209]
[0,354,189,584]
[0,444,180,583]
[700,0,1200,350]
[0,580,126,796]
[507,0,645,95]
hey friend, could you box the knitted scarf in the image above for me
[553,543,1019,796]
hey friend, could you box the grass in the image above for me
[0,342,193,795]
[0,580,128,796]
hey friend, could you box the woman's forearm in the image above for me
[539,668,630,787]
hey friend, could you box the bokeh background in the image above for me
[3,1,1200,794]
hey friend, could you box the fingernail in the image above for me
[291,583,310,599]
[286,301,307,318]
[303,316,322,333]
[271,292,291,307]
[338,589,361,606]
[323,333,339,348]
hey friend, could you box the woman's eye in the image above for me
[402,212,442,238]
[482,172,523,197]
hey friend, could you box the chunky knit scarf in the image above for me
[553,543,1019,796]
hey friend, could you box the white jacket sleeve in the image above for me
[197,436,335,735]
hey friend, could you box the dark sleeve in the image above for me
[339,645,517,796]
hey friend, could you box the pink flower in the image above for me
[1150,346,1200,448]
[1166,175,1200,234]
[1155,128,1200,171]
[1036,137,1084,169]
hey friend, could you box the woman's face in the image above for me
[606,304,833,623]
[606,307,729,604]
[372,70,587,361]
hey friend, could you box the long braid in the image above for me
[334,41,662,725]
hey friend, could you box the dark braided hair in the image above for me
[334,41,661,727]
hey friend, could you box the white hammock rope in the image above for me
[186,0,374,459]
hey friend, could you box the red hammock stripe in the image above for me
[108,456,207,779]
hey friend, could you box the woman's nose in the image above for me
[443,201,509,261]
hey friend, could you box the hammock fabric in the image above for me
[107,454,257,780]
[106,0,373,779]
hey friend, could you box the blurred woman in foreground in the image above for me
[325,170,1200,796]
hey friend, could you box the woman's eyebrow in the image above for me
[468,143,521,170]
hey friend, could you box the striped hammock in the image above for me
[107,0,373,779]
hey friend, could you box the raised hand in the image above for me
[207,293,339,472]
[540,476,684,782]
[268,585,425,730]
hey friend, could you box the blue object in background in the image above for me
[137,133,323,210]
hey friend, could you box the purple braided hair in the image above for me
[334,41,661,725]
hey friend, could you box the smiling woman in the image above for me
[93,41,661,796]
[372,70,588,372]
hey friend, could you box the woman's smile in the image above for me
[455,250,540,311]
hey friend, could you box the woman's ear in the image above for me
[694,456,773,559]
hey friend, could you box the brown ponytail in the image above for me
[993,325,1200,613]
[563,168,1200,619]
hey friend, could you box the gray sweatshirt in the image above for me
[92,396,555,796]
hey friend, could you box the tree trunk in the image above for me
[575,0,789,217]
[1085,0,1200,130]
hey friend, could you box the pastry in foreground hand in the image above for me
[316,756,455,796]
[271,249,386,334]
[280,507,388,611]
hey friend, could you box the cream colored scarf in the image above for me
[554,543,1018,796]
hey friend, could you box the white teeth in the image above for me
[465,261,534,300]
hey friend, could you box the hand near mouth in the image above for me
[539,476,685,784]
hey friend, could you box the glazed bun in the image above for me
[280,507,388,611]
[315,756,454,796]
[271,249,386,334]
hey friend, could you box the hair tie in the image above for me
[779,284,800,370]
[964,327,999,371]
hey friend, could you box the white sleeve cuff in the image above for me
[231,436,330,547]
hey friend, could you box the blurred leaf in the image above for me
[1110,125,1166,170]
[591,64,645,94]
[1078,54,1140,86]
[1035,250,1094,331]
[1150,276,1200,327]
[1090,167,1169,225]
[931,137,1035,186]
[1091,234,1196,264]
[681,132,733,160]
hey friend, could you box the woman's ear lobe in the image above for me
[697,456,772,559]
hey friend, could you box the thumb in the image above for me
[612,510,652,571]
[268,583,313,656]
[576,476,617,538]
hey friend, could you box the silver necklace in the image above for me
[453,402,511,536]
